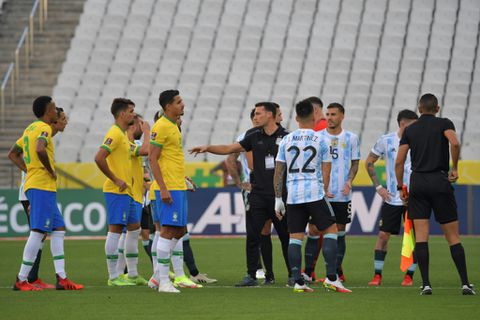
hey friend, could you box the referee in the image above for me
[395,93,474,295]
[189,102,291,286]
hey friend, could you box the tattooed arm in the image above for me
[273,161,286,198]
[342,159,359,196]
[365,152,391,202]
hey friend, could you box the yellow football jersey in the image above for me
[130,141,143,204]
[150,116,186,191]
[15,120,56,192]
[149,181,156,201]
[100,125,136,196]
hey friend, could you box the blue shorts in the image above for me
[104,193,140,225]
[26,189,65,232]
[155,190,187,227]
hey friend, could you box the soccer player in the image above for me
[94,98,146,286]
[395,94,475,295]
[315,103,360,282]
[365,109,419,286]
[149,90,200,293]
[273,99,351,293]
[189,102,291,287]
[14,107,69,289]
[9,96,83,291]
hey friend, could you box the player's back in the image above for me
[277,128,329,204]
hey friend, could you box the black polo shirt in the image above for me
[400,114,455,173]
[239,125,289,196]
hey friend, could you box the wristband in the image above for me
[375,185,383,191]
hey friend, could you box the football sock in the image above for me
[151,231,160,274]
[304,235,320,276]
[142,240,152,262]
[116,233,126,275]
[125,228,141,278]
[260,235,273,278]
[157,237,172,285]
[450,243,470,286]
[374,250,387,275]
[171,238,185,278]
[28,240,44,282]
[256,246,263,270]
[18,231,44,281]
[407,251,417,276]
[415,242,430,287]
[336,231,346,275]
[288,239,304,285]
[105,232,121,280]
[183,233,199,277]
[51,231,67,279]
[322,233,338,281]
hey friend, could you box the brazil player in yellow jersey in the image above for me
[94,98,146,286]
[8,96,83,291]
[149,90,200,293]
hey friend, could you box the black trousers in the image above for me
[246,192,290,278]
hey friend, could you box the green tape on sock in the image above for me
[157,258,170,264]
[22,260,34,266]
[125,253,138,258]
[53,255,65,260]
[106,255,118,260]
[172,251,183,256]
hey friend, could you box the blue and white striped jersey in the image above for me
[276,129,331,204]
[237,132,250,183]
[319,129,361,202]
[371,131,411,206]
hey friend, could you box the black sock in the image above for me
[288,240,304,285]
[322,235,338,280]
[143,240,152,263]
[28,248,42,282]
[183,238,199,277]
[374,250,387,275]
[304,236,319,276]
[450,243,470,286]
[415,242,430,287]
[256,247,263,270]
[336,234,346,275]
[260,235,273,278]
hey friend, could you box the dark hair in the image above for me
[305,96,323,108]
[272,102,280,109]
[327,102,345,114]
[255,102,277,117]
[249,108,255,120]
[397,109,418,124]
[419,93,438,112]
[111,98,134,118]
[154,110,162,122]
[32,96,53,118]
[296,100,314,119]
[159,90,180,110]
[56,107,64,117]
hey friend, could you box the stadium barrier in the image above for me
[0,186,479,238]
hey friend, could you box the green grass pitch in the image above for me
[0,236,478,319]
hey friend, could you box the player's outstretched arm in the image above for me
[8,143,26,173]
[189,143,245,156]
[444,129,460,182]
[35,138,56,180]
[148,143,172,204]
[94,148,126,191]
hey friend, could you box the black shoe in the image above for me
[263,277,275,285]
[420,285,432,295]
[286,277,295,288]
[235,275,258,287]
[462,285,476,295]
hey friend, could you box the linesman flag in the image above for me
[400,185,415,272]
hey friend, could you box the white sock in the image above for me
[51,231,67,279]
[18,231,44,281]
[157,237,172,285]
[105,232,121,280]
[151,231,160,276]
[125,228,141,278]
[171,237,185,278]
[116,233,126,276]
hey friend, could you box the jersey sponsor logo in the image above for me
[40,131,49,137]
[104,138,113,146]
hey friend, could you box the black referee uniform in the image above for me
[239,125,291,281]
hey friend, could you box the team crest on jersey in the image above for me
[342,142,347,149]
[104,138,113,146]
[331,138,338,147]
[151,132,157,140]
[40,131,49,137]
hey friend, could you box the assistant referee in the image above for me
[395,93,474,295]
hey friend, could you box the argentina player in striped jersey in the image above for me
[273,99,351,293]
[365,109,419,287]
[316,103,361,282]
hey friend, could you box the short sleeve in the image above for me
[101,129,119,153]
[320,139,332,162]
[351,134,361,160]
[239,132,254,152]
[371,137,385,157]
[15,136,24,150]
[444,118,456,132]
[399,128,409,146]
[275,138,286,163]
[150,123,166,148]
[37,125,52,145]
[130,142,140,157]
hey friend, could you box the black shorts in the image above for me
[409,171,458,224]
[379,203,406,235]
[141,205,154,233]
[287,198,336,233]
[329,201,352,225]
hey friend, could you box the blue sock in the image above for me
[288,239,303,285]
[336,232,346,274]
[322,233,338,281]
[374,250,387,275]
[304,235,319,276]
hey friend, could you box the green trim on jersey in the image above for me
[101,145,112,153]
